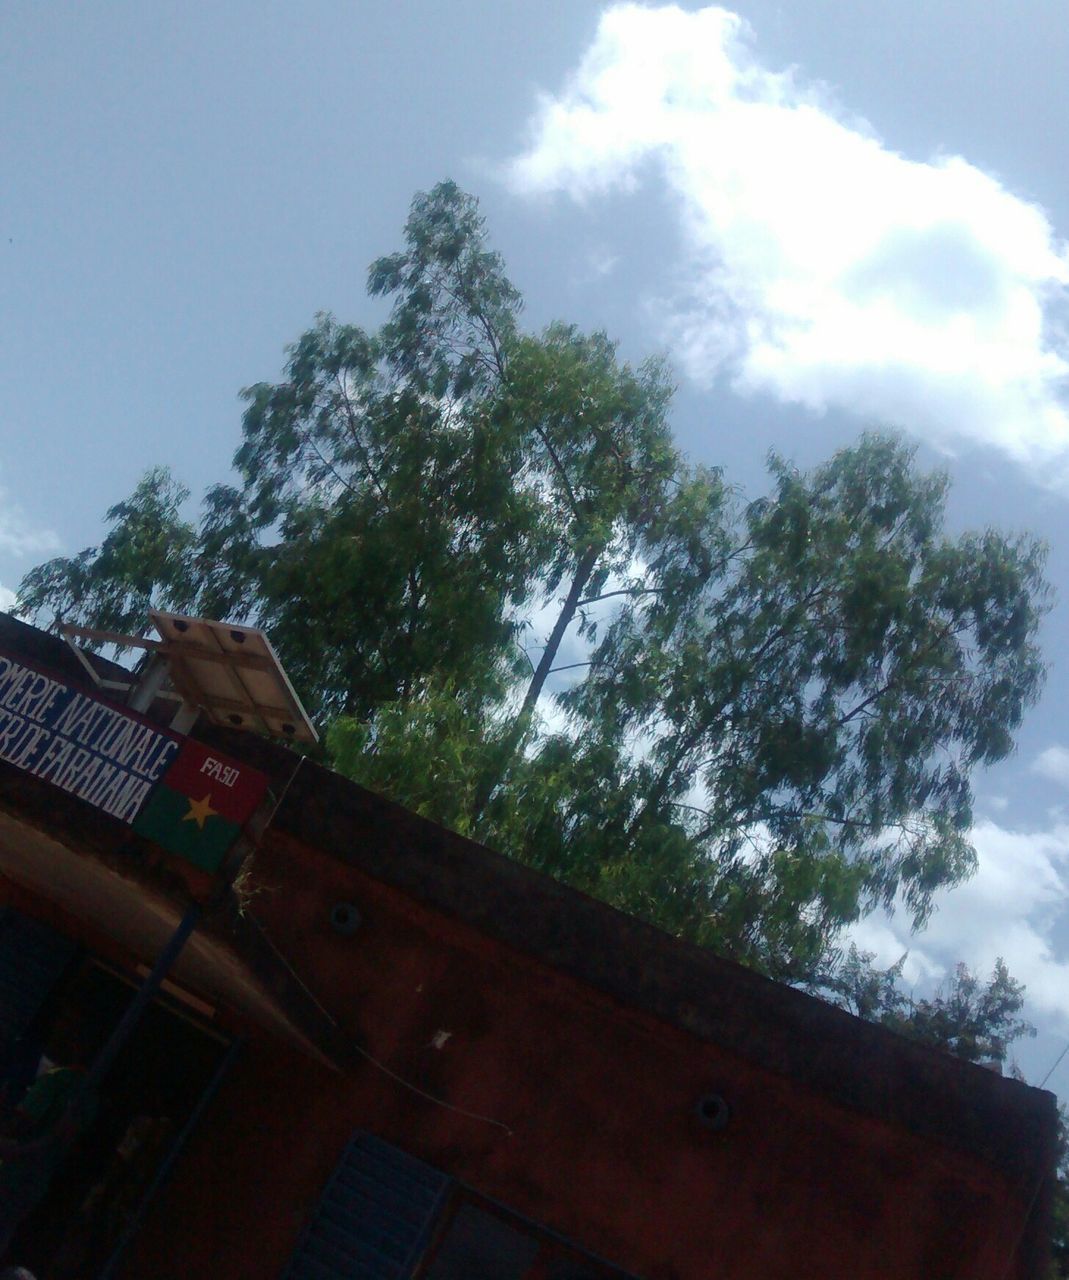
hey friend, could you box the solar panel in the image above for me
[148,610,318,744]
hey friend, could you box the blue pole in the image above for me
[97,1035,245,1278]
[83,901,203,1092]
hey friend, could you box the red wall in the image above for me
[109,834,1037,1280]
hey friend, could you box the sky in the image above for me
[3,1,1069,1090]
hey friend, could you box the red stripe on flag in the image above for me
[157,739,269,825]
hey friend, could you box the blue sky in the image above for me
[4,2,1069,1090]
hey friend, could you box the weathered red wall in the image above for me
[105,834,1037,1280]
[0,615,1043,1278]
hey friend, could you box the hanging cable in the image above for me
[237,899,514,1137]
[1039,1039,1069,1090]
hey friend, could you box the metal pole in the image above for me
[83,901,203,1092]
[97,1035,246,1279]
[80,760,302,1091]
[126,652,171,714]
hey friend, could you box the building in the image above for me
[0,612,1056,1278]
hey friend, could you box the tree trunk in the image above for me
[471,542,601,822]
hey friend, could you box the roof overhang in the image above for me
[0,767,350,1071]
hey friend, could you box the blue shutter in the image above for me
[283,1131,452,1280]
[0,907,78,1051]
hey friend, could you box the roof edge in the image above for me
[201,729,1054,1193]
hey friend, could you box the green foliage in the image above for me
[824,948,1035,1065]
[327,677,514,838]
[17,182,1051,986]
[887,958,1035,1063]
[19,468,198,643]
[1049,1112,1069,1279]
[543,435,1049,977]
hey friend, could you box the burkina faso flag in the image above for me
[132,738,269,873]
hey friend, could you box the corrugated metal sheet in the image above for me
[0,907,78,1050]
[283,1131,452,1280]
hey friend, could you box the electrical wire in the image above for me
[346,1039,514,1137]
[1039,1039,1069,1090]
[234,885,514,1137]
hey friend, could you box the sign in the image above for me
[0,652,268,873]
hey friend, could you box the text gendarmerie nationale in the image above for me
[0,656,179,823]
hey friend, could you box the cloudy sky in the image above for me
[3,1,1069,1090]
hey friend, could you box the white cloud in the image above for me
[0,585,15,612]
[0,487,58,559]
[1033,745,1069,789]
[848,818,1069,1026]
[508,4,1069,477]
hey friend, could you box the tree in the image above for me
[1049,1116,1069,1279]
[823,947,1035,1066]
[18,468,198,640]
[529,438,1050,977]
[17,182,1051,984]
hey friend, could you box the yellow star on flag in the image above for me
[182,793,218,830]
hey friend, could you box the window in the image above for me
[282,1132,451,1280]
[283,1131,640,1280]
[0,912,237,1278]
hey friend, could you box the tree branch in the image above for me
[578,586,662,607]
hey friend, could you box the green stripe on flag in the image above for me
[132,784,241,872]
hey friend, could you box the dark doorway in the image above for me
[8,958,232,1279]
